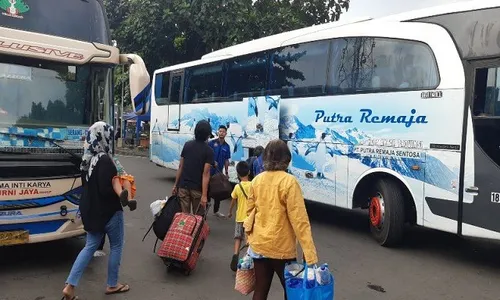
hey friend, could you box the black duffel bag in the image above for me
[209,170,232,201]
[142,195,182,251]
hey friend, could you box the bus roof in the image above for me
[154,0,499,75]
[200,16,373,60]
[378,0,500,22]
[155,16,373,74]
[201,0,498,60]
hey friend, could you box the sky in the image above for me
[343,0,471,19]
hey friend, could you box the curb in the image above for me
[115,149,149,158]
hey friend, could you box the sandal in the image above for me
[230,254,239,272]
[105,283,130,295]
[61,285,78,300]
[119,190,129,207]
[128,199,137,211]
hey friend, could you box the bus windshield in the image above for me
[0,57,91,127]
[0,0,109,44]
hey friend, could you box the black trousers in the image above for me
[252,258,295,300]
[211,198,221,213]
[207,185,221,214]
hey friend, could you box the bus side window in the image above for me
[225,53,268,100]
[472,67,500,166]
[184,63,223,103]
[154,72,170,106]
[473,68,500,117]
[170,75,182,104]
[269,41,329,99]
[329,37,439,94]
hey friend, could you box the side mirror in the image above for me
[120,54,150,115]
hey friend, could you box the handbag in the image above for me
[284,261,334,300]
[209,170,232,201]
[235,268,256,295]
[208,145,232,201]
[235,252,256,295]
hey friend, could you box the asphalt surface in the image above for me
[2,155,500,300]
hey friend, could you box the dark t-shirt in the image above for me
[179,140,215,191]
[80,155,123,232]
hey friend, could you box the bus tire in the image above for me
[369,178,405,247]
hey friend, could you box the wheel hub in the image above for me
[369,194,385,228]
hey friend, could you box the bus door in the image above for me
[462,58,500,238]
[167,71,184,131]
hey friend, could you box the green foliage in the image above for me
[0,0,9,10]
[113,65,130,107]
[0,0,29,13]
[14,0,28,13]
[103,0,350,104]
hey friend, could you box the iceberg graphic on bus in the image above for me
[285,112,458,194]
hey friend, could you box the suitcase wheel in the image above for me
[183,269,191,276]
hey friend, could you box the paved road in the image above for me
[2,155,500,300]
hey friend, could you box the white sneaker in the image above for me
[93,250,106,257]
[214,212,225,218]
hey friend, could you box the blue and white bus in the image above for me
[0,0,149,246]
[148,0,500,246]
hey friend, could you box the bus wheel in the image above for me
[369,178,405,247]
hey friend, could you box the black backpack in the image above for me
[142,195,182,251]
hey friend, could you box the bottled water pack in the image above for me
[285,263,332,287]
[237,254,254,270]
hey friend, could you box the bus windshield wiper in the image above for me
[0,131,82,161]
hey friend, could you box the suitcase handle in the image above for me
[197,239,205,254]
[195,202,211,220]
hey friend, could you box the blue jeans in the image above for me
[66,211,124,287]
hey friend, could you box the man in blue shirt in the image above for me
[252,153,264,177]
[246,146,264,180]
[208,125,231,217]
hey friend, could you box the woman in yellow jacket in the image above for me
[244,139,319,300]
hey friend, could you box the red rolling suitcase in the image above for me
[157,205,210,275]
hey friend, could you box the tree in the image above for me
[0,0,29,13]
[103,0,350,104]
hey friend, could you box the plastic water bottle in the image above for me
[238,255,254,270]
[284,262,302,280]
[305,268,316,288]
[315,264,332,286]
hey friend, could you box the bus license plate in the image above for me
[0,230,29,246]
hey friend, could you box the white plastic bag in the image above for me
[150,199,167,217]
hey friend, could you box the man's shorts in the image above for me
[234,222,244,240]
[113,174,137,199]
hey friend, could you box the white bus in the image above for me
[0,0,149,247]
[148,0,500,246]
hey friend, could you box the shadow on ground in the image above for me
[306,200,500,271]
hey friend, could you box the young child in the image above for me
[227,161,251,272]
[112,156,137,211]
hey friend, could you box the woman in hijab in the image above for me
[62,121,129,300]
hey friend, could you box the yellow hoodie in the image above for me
[244,170,318,264]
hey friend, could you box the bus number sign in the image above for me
[491,192,500,203]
